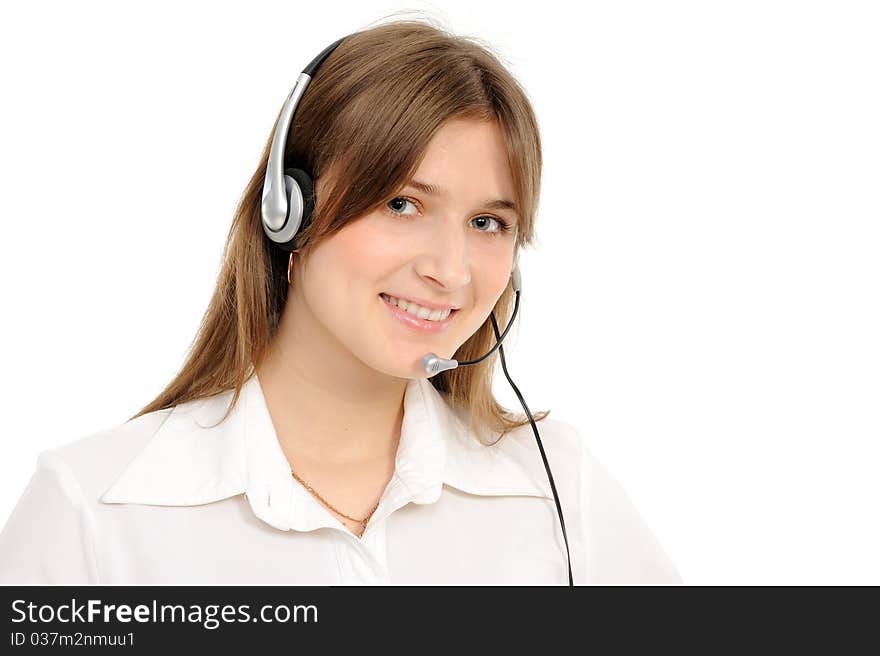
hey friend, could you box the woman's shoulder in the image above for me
[33,407,175,507]
[492,414,683,582]
[491,414,588,474]
[444,412,589,501]
[0,408,177,583]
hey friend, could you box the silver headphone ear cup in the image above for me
[263,174,303,249]
[261,168,314,251]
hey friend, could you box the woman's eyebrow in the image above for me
[405,179,519,219]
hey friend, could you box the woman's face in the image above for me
[290,117,520,380]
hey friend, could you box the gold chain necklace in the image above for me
[289,467,381,529]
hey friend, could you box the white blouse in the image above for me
[0,373,682,585]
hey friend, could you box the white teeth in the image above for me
[382,294,451,321]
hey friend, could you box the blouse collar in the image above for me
[100,372,554,533]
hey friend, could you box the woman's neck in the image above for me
[255,317,407,466]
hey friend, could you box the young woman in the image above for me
[0,18,682,585]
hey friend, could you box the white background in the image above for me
[1,0,877,585]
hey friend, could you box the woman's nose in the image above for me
[416,223,471,289]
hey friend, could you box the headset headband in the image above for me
[261,35,349,249]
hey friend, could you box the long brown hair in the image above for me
[129,13,550,444]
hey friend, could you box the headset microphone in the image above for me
[421,266,521,374]
[421,264,574,586]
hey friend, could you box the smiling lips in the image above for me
[380,293,456,319]
[380,294,458,333]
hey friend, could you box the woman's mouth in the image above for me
[379,294,458,333]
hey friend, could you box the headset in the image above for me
[260,35,574,586]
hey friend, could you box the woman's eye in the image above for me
[471,216,501,233]
[387,197,417,215]
[384,196,511,236]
